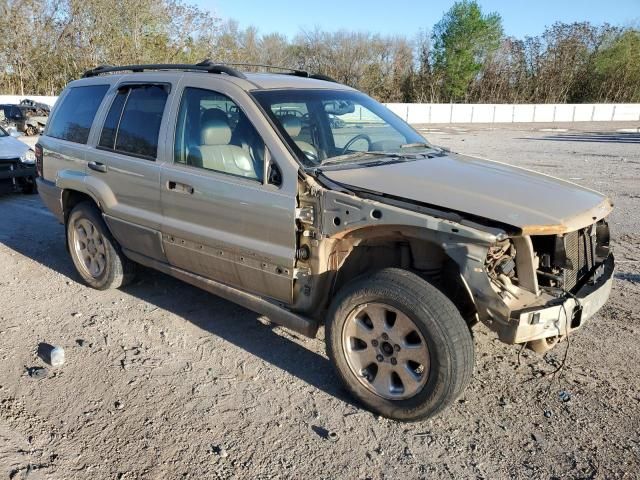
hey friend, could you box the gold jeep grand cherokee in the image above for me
[36,61,614,421]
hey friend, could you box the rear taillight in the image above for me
[35,144,43,177]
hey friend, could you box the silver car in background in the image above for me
[0,125,37,193]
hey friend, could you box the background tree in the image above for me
[593,29,640,102]
[0,0,638,104]
[430,0,503,102]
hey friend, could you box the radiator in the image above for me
[563,227,596,291]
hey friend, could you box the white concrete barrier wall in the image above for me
[384,103,640,124]
[0,95,59,107]
[1,94,639,123]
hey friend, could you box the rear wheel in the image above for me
[25,125,36,136]
[326,268,474,421]
[66,202,134,290]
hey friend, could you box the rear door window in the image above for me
[98,89,128,151]
[47,85,109,144]
[99,84,168,160]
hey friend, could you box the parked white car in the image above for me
[0,126,37,193]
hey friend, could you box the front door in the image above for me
[159,80,298,303]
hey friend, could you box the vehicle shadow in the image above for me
[522,132,640,144]
[615,272,640,283]
[121,268,355,405]
[0,194,356,408]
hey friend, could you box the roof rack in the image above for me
[189,59,338,83]
[214,62,307,75]
[82,61,247,79]
[195,61,338,82]
[300,72,339,83]
[81,60,338,83]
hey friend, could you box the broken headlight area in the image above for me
[485,219,611,301]
[20,149,36,164]
[485,239,520,299]
[532,219,610,293]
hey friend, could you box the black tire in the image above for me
[325,268,474,421]
[21,178,37,194]
[66,201,135,290]
[25,126,35,136]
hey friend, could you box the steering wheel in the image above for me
[300,147,319,163]
[341,134,372,155]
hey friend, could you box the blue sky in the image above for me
[196,0,639,39]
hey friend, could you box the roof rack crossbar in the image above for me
[310,73,338,83]
[216,62,308,76]
[284,71,338,83]
[82,62,247,79]
[81,60,337,83]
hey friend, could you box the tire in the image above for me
[21,177,36,194]
[25,125,35,136]
[66,201,135,290]
[326,268,474,421]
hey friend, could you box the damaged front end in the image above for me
[482,220,614,352]
[297,166,614,355]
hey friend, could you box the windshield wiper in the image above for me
[319,151,402,166]
[400,142,432,149]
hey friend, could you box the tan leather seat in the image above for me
[200,109,257,178]
[280,116,318,161]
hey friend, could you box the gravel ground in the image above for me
[1,123,639,479]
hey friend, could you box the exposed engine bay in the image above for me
[486,220,610,301]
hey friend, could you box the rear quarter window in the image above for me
[47,85,109,144]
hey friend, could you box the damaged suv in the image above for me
[36,62,614,421]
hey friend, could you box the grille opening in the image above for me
[532,220,608,292]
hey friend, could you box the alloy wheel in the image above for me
[341,303,430,400]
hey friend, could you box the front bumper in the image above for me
[507,254,614,344]
[0,164,36,180]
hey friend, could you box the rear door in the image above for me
[159,78,298,303]
[86,77,176,261]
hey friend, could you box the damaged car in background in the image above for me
[19,98,51,116]
[0,104,48,136]
[36,62,614,421]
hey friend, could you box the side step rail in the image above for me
[123,250,319,338]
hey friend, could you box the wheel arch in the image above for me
[62,189,100,225]
[61,189,105,253]
[326,225,478,323]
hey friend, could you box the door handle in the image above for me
[167,180,194,194]
[88,161,107,173]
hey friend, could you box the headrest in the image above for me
[281,116,302,137]
[201,108,231,145]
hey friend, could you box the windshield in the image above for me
[252,89,432,167]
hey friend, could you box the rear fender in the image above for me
[56,169,117,212]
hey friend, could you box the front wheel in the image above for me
[67,202,135,290]
[325,268,474,421]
